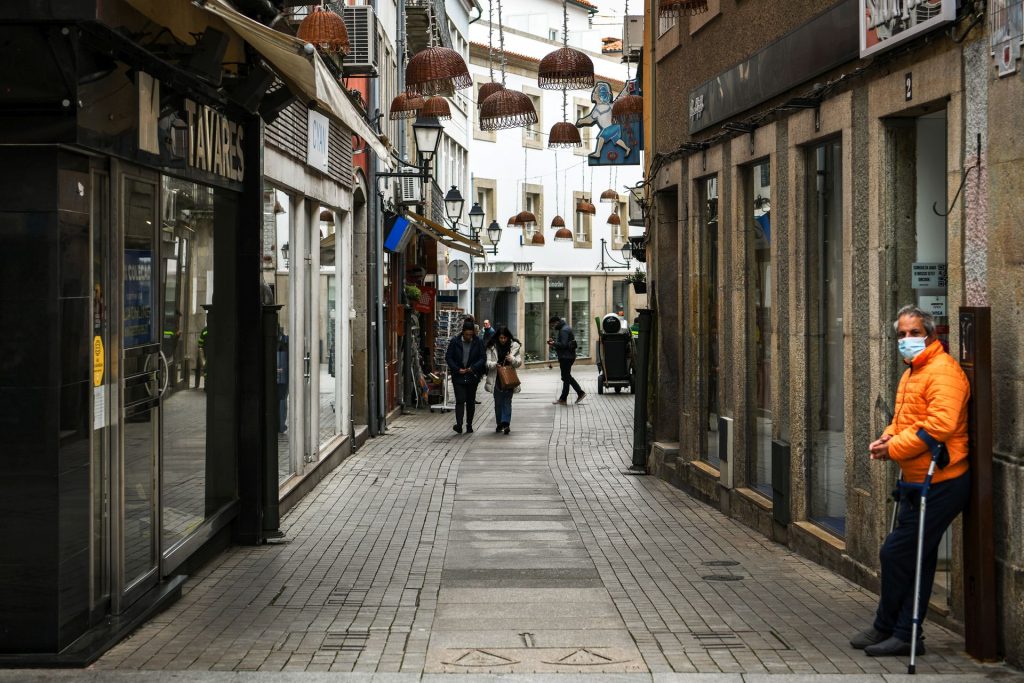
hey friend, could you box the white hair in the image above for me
[893,305,936,336]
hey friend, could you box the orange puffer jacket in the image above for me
[883,339,970,484]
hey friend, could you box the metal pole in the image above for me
[630,307,653,471]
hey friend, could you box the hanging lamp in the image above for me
[514,211,537,229]
[478,82,504,107]
[553,215,573,241]
[480,0,537,131]
[389,91,424,120]
[421,96,452,120]
[405,2,471,96]
[576,197,596,215]
[600,189,619,203]
[606,211,621,226]
[539,1,595,90]
[531,231,546,245]
[548,121,582,148]
[297,6,350,55]
[659,0,709,17]
[612,93,644,124]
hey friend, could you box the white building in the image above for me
[462,0,645,364]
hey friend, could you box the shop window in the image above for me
[807,139,845,535]
[699,176,720,467]
[524,276,547,362]
[547,277,569,360]
[160,176,216,550]
[265,185,294,484]
[317,204,340,449]
[612,279,630,319]
[523,89,543,148]
[748,159,773,497]
[570,277,590,358]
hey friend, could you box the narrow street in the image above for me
[8,370,1015,682]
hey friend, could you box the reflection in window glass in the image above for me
[548,277,568,360]
[318,207,339,448]
[160,176,214,550]
[264,185,294,485]
[750,160,773,496]
[808,140,846,535]
[700,176,720,467]
[571,277,590,358]
[524,277,546,363]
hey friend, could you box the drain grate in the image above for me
[702,574,744,582]
[702,560,740,567]
[320,631,370,652]
[326,588,368,606]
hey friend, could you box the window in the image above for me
[575,100,592,156]
[614,199,629,246]
[570,277,590,358]
[573,191,591,245]
[523,88,543,149]
[748,160,773,497]
[807,139,845,535]
[524,277,546,362]
[523,184,543,242]
[700,176,720,467]
[549,28,559,41]
[474,179,497,243]
[473,75,497,143]
[523,276,592,362]
[659,13,677,36]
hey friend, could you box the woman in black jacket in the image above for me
[444,320,487,433]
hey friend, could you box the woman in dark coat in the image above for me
[444,320,487,433]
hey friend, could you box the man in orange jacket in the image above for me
[850,305,971,657]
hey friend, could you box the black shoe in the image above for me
[453,424,462,434]
[495,424,503,433]
[864,636,925,657]
[503,425,510,435]
[850,627,890,650]
[466,425,474,434]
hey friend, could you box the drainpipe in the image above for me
[631,307,654,470]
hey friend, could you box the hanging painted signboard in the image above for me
[860,0,956,58]
[576,80,643,166]
[991,0,1023,76]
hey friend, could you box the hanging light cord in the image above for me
[497,0,508,86]
[624,0,632,82]
[487,0,495,82]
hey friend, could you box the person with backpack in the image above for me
[548,316,586,405]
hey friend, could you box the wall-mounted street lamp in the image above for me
[468,202,485,241]
[597,237,632,271]
[412,114,444,165]
[485,219,502,255]
[444,185,465,227]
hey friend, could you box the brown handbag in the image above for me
[496,363,521,390]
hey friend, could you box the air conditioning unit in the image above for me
[623,15,642,62]
[343,5,379,76]
[398,175,423,206]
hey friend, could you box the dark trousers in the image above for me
[494,386,513,426]
[558,357,583,400]
[873,472,970,642]
[454,382,478,427]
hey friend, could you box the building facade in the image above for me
[643,0,1024,665]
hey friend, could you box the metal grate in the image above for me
[320,630,370,652]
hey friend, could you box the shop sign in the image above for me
[991,0,1023,77]
[860,0,956,58]
[912,262,948,289]
[124,249,153,347]
[918,295,947,317]
[183,99,245,182]
[307,110,330,173]
[414,285,436,314]
[577,80,643,166]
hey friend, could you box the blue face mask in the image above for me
[898,336,928,361]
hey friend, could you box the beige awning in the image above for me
[131,0,391,161]
[407,211,485,257]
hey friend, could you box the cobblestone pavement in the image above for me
[11,369,1018,682]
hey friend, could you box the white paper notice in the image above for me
[93,385,107,430]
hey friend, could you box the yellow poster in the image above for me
[93,336,104,387]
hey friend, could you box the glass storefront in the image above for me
[317,207,340,448]
[808,139,846,535]
[700,176,721,468]
[523,275,591,363]
[749,160,773,496]
[265,186,293,484]
[159,177,216,550]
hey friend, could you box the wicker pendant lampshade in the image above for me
[297,6,350,55]
[477,82,504,107]
[548,121,583,148]
[607,212,621,226]
[551,215,566,228]
[507,214,519,227]
[388,91,424,120]
[320,209,335,224]
[406,47,472,96]
[421,96,452,120]
[612,93,644,125]
[659,0,709,16]
[576,197,596,215]
[600,189,619,203]
[553,214,573,242]
[538,47,595,90]
[480,89,538,131]
[531,231,546,245]
[514,211,537,229]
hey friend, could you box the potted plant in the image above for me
[403,284,421,306]
[625,268,646,294]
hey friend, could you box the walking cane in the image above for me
[908,428,950,675]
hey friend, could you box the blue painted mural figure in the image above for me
[575,80,643,166]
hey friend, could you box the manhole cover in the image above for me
[702,560,740,567]
[702,574,744,582]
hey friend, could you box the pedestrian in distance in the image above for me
[485,326,523,435]
[548,316,586,405]
[850,305,971,658]
[445,319,486,434]
[481,319,496,343]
